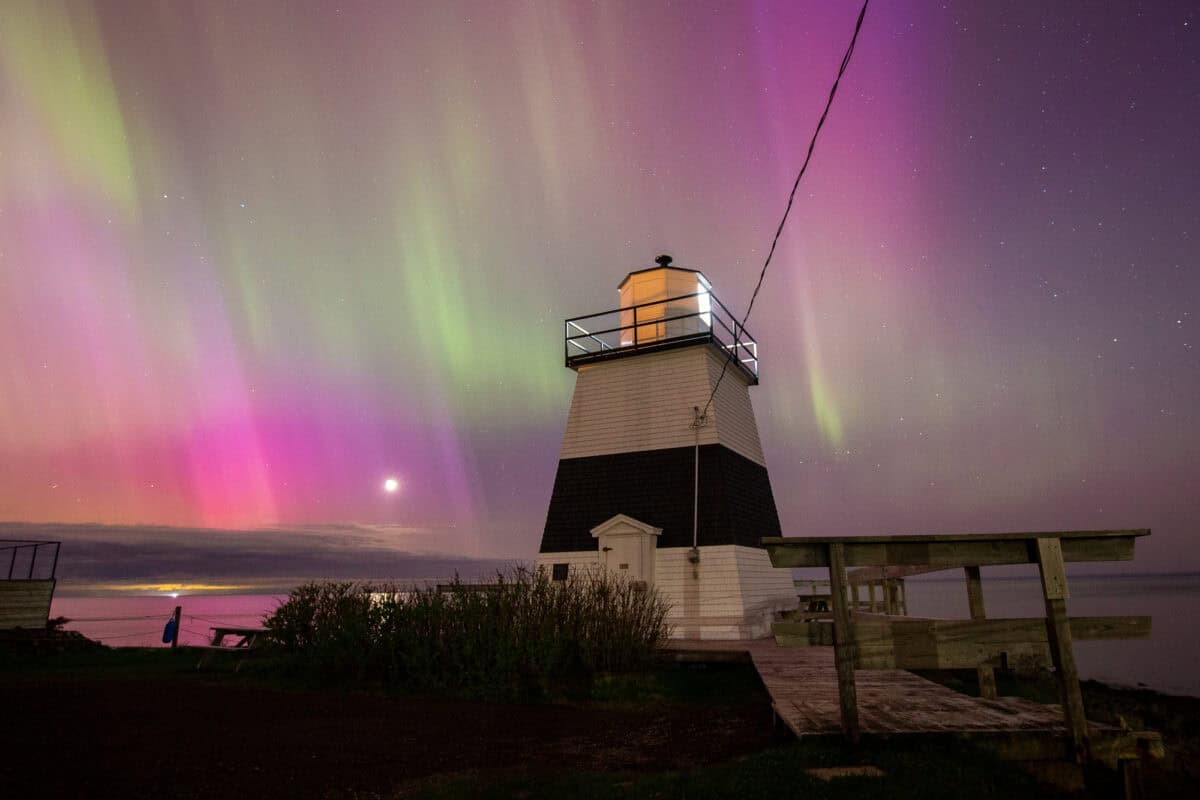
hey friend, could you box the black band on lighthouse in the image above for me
[540,443,782,553]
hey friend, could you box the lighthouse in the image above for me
[537,256,797,639]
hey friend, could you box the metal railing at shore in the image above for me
[0,539,60,580]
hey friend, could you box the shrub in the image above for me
[262,581,375,679]
[263,567,672,698]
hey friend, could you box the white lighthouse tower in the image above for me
[537,256,797,639]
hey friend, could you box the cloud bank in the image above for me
[1,521,517,595]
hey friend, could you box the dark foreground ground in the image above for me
[1,648,1196,799]
[1,649,777,799]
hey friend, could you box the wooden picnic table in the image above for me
[209,625,265,648]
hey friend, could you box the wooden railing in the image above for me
[1,539,60,581]
[763,529,1151,763]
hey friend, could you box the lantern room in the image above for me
[618,257,712,346]
[564,255,759,384]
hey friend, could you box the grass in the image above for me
[915,667,1200,797]
[0,644,768,707]
[10,605,1194,797]
[400,738,1072,800]
[913,667,1063,703]
[9,647,1190,797]
[0,642,221,679]
[590,661,770,707]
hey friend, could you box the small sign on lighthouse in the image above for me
[539,256,797,639]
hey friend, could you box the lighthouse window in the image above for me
[551,563,569,581]
[697,279,711,329]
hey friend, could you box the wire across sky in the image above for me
[0,2,1196,572]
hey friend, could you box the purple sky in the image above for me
[0,1,1196,580]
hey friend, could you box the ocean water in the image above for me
[52,594,286,648]
[50,572,1200,698]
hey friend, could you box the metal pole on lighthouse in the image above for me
[689,405,707,578]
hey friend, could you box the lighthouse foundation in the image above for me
[536,544,796,639]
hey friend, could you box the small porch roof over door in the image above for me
[590,513,663,539]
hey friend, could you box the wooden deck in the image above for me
[763,529,1152,760]
[665,638,1160,764]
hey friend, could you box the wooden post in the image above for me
[868,582,877,612]
[828,542,860,742]
[170,605,181,648]
[898,579,908,616]
[963,566,997,699]
[1036,537,1088,762]
[1122,758,1145,800]
[852,583,861,611]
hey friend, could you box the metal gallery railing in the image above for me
[563,290,759,383]
[0,540,61,580]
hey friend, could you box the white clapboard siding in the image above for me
[536,545,796,640]
[733,546,800,616]
[535,550,600,576]
[704,351,766,467]
[559,346,766,466]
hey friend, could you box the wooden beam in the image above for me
[763,529,1150,545]
[774,615,1150,643]
[774,619,834,645]
[828,542,860,742]
[765,530,1146,569]
[772,615,1151,670]
[964,566,997,699]
[848,563,948,584]
[1036,537,1088,762]
[1060,536,1137,563]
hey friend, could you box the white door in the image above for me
[600,532,655,584]
[605,533,640,577]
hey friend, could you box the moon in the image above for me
[383,477,400,494]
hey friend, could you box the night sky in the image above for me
[1,2,1196,576]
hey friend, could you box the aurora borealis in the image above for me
[1,2,1196,573]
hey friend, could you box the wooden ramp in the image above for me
[751,641,1067,736]
[665,638,1159,764]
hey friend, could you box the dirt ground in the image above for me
[0,676,776,799]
